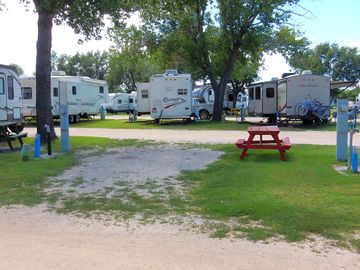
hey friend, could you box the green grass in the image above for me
[180,144,360,247]
[0,137,146,206]
[46,118,338,131]
[25,115,339,131]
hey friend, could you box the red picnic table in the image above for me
[235,126,291,161]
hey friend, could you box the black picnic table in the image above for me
[0,121,27,151]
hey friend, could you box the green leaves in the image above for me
[289,42,360,82]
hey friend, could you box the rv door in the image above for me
[0,73,6,121]
[262,84,277,115]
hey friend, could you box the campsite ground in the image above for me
[1,127,360,269]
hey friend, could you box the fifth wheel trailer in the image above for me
[0,64,24,131]
[248,72,330,124]
[21,74,109,123]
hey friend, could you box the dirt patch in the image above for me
[47,144,223,198]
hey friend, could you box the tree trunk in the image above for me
[211,49,239,121]
[36,10,57,142]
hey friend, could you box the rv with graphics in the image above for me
[248,71,330,124]
[0,64,24,131]
[103,91,137,114]
[21,72,109,123]
[149,70,197,122]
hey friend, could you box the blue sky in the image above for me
[0,0,358,79]
[293,0,360,47]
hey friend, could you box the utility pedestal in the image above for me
[336,99,348,161]
[60,81,70,153]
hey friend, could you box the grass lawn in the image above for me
[30,117,339,131]
[182,144,360,249]
[1,137,359,251]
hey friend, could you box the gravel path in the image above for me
[24,126,360,145]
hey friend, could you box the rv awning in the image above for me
[330,81,357,90]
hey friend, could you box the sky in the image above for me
[0,0,359,80]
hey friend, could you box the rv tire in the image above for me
[199,109,210,120]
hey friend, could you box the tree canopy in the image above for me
[14,0,133,141]
[289,42,360,82]
[52,50,109,80]
[137,0,308,120]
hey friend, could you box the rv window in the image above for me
[129,98,134,103]
[22,87,32,99]
[72,86,77,95]
[53,87,59,97]
[209,90,212,95]
[255,87,261,100]
[249,88,254,100]
[118,99,122,104]
[266,88,274,98]
[178,89,187,95]
[228,93,234,102]
[141,90,149,98]
[99,86,104,94]
[0,78,4,94]
[7,76,14,100]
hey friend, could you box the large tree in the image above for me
[18,0,131,141]
[52,50,109,80]
[139,0,306,121]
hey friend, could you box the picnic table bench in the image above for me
[0,122,28,151]
[235,126,291,161]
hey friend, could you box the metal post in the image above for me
[44,124,52,155]
[240,105,245,122]
[354,105,357,129]
[100,105,106,120]
[336,99,348,161]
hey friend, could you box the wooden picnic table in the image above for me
[0,121,27,151]
[235,126,291,161]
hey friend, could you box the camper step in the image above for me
[235,139,246,148]
[281,137,292,149]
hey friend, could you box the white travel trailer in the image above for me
[150,70,195,122]
[191,85,240,119]
[21,74,109,123]
[136,82,151,115]
[103,92,137,113]
[0,64,24,131]
[248,72,330,124]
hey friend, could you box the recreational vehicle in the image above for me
[248,72,330,124]
[150,70,195,122]
[0,64,24,131]
[103,92,137,114]
[191,85,243,120]
[21,74,109,123]
[136,82,150,115]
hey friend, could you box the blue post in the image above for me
[60,104,70,152]
[34,133,41,158]
[336,99,348,161]
[352,146,358,173]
